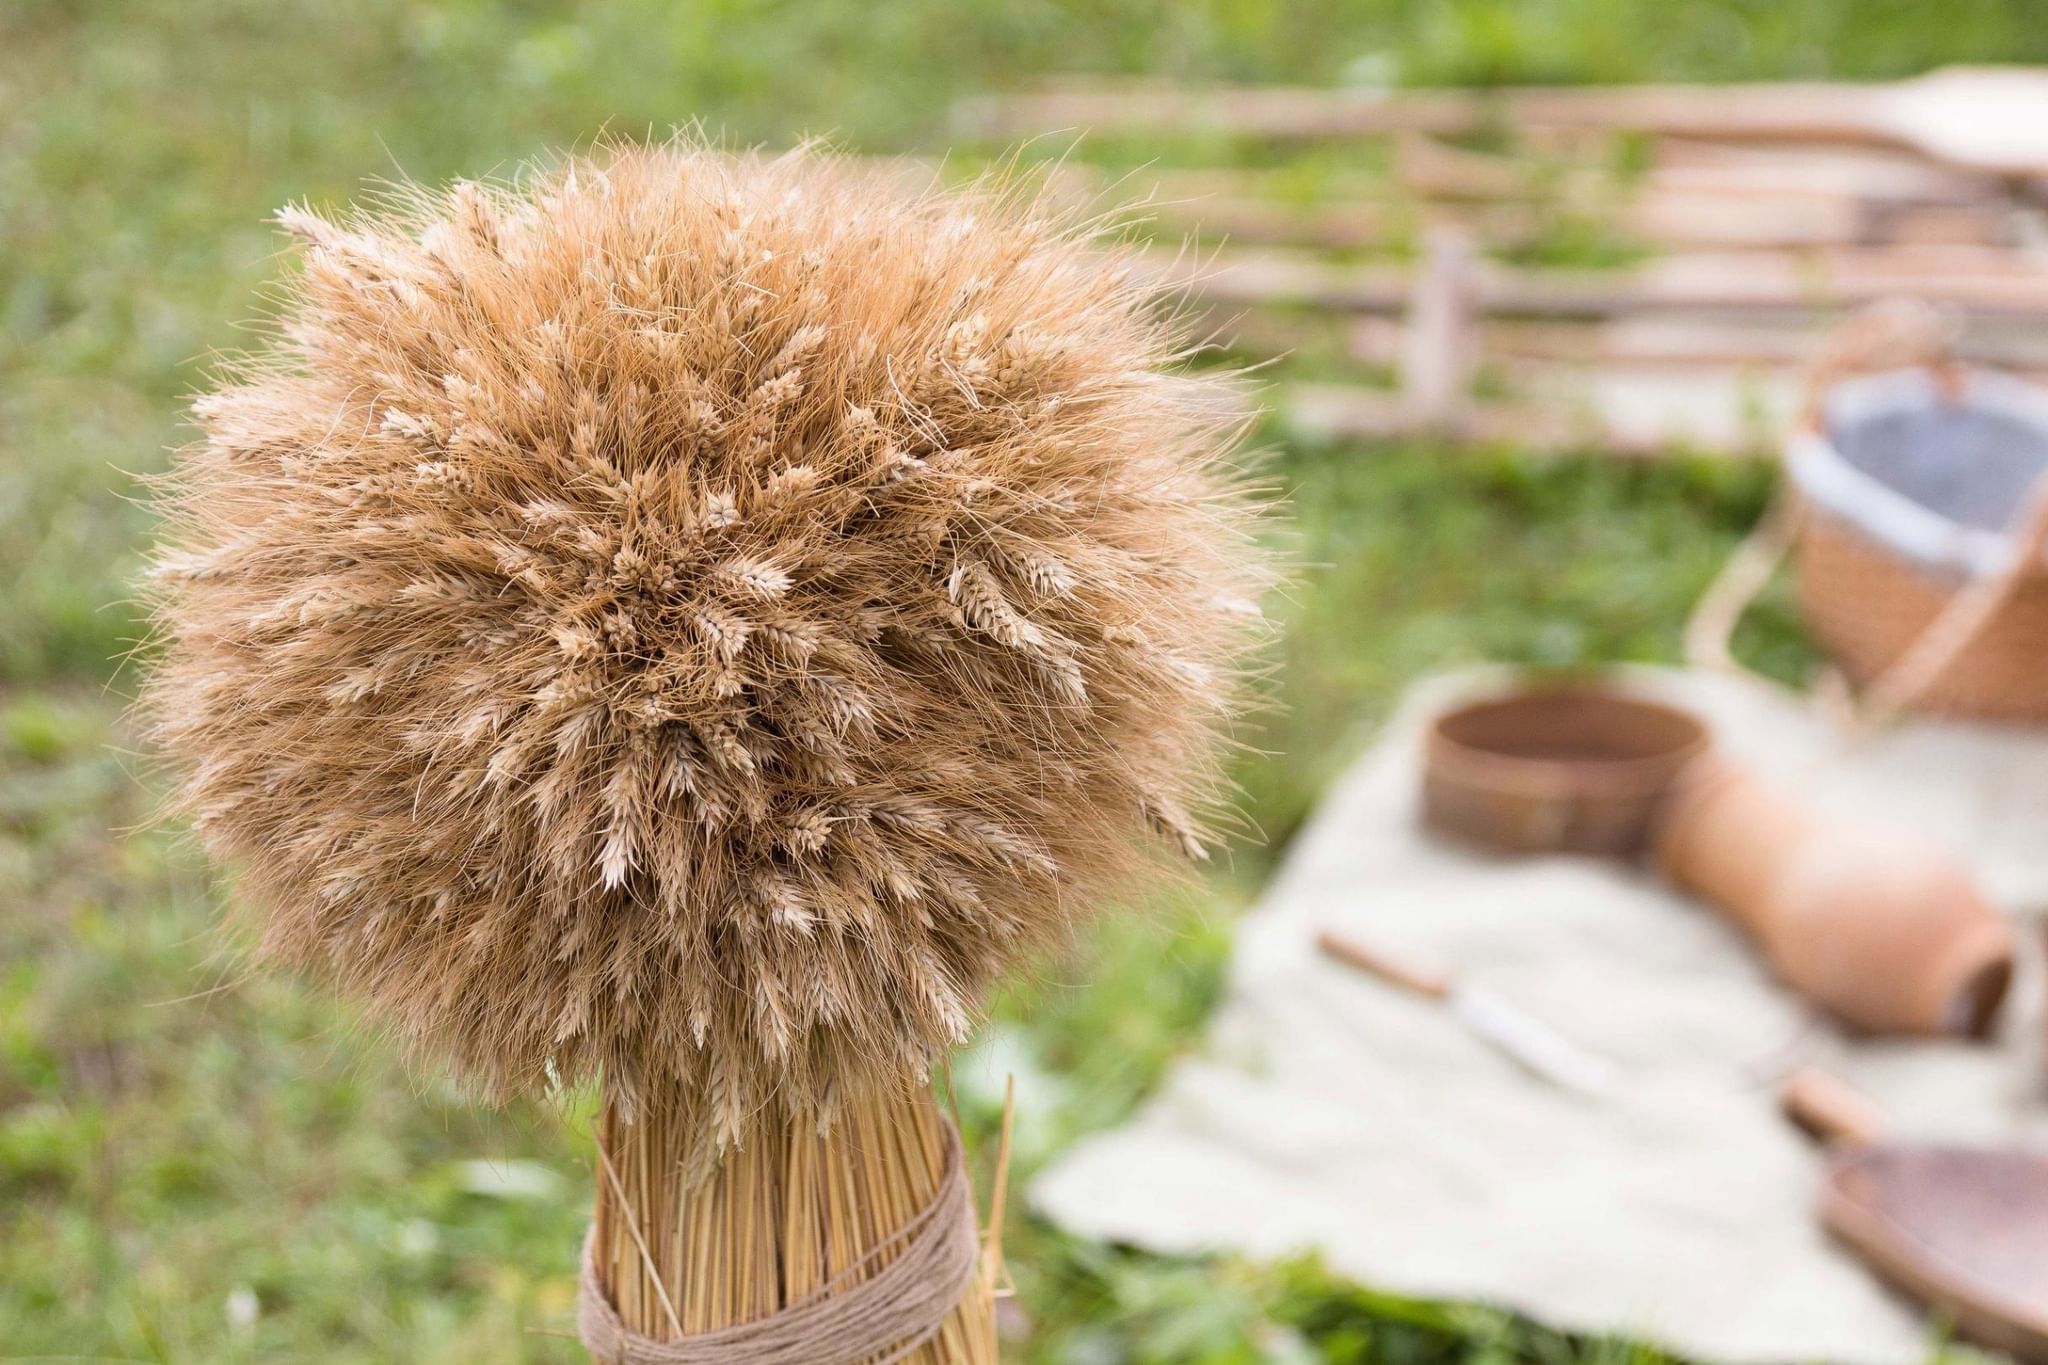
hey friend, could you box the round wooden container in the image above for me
[1422,685,1709,856]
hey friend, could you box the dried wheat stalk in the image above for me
[591,1086,1001,1357]
[145,141,1272,1356]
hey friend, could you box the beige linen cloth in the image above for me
[1032,668,2048,1364]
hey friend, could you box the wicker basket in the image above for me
[1690,363,2048,727]
[1796,507,2048,723]
[1788,369,2048,725]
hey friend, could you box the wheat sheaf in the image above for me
[145,142,1274,1157]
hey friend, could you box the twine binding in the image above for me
[578,1118,980,1364]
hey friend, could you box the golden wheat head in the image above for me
[144,142,1273,1145]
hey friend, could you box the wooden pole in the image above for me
[1398,225,1479,426]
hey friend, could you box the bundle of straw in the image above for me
[145,142,1271,1360]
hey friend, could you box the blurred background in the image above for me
[9,1,2048,1359]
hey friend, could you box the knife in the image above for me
[1316,928,1622,1097]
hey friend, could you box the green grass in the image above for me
[0,0,2011,1358]
[0,442,1800,1360]
[0,447,1792,1361]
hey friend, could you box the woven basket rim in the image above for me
[1789,367,2048,582]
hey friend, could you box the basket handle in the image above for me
[1691,468,2048,731]
[1797,298,1964,435]
[1683,485,1802,686]
[1851,472,2048,732]
[1686,302,1950,692]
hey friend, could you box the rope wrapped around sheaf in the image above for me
[577,1120,980,1364]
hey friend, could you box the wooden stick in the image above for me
[1151,246,2048,320]
[1280,380,1783,459]
[1650,138,1997,204]
[1112,182,2015,256]
[956,71,2048,174]
[1316,929,1453,999]
[1399,225,1480,425]
[595,1127,687,1338]
[956,79,1884,144]
[867,152,2022,255]
[1210,310,2048,385]
[982,1077,1015,1268]
[1780,1066,1886,1147]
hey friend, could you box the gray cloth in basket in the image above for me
[1833,399,2047,534]
[1793,369,2048,578]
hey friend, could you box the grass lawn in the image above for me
[0,1,2026,1359]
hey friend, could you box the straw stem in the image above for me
[590,1085,999,1362]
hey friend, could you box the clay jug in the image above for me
[1655,752,2012,1036]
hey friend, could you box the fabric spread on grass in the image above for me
[1032,667,2048,1365]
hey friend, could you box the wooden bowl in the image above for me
[1423,685,1709,855]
